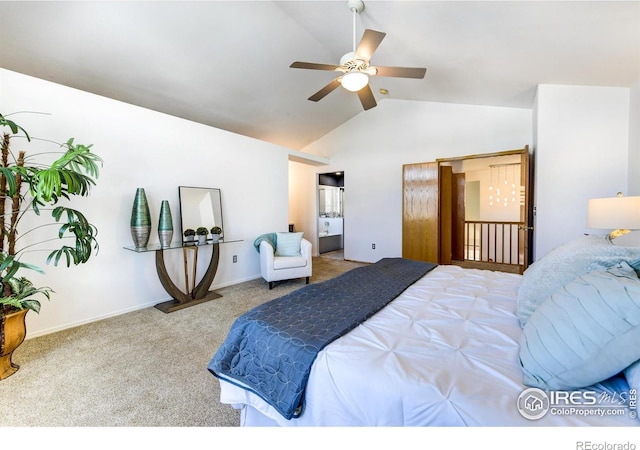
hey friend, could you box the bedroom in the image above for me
[0,0,639,445]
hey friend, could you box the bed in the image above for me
[208,235,640,426]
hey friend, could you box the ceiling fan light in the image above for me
[341,71,369,92]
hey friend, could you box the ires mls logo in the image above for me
[548,390,598,405]
[516,387,635,421]
[517,387,550,420]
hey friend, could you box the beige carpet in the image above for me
[0,257,366,427]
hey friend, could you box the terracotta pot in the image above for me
[0,308,28,380]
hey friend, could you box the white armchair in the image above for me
[259,238,312,289]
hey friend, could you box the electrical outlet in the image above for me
[233,255,237,263]
[372,243,376,250]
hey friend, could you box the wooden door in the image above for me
[520,147,533,268]
[402,162,439,263]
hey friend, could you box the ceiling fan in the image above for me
[290,0,427,111]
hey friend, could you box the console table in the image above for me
[124,239,240,313]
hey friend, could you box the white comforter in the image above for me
[219,265,637,426]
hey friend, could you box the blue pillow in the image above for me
[519,261,640,390]
[517,235,640,326]
[275,232,303,257]
[625,360,640,392]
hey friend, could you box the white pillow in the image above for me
[275,232,303,257]
[519,262,640,390]
[517,235,640,326]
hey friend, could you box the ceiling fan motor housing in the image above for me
[348,0,364,13]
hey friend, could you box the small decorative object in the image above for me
[196,227,209,245]
[210,226,222,243]
[130,187,151,248]
[183,228,196,243]
[158,200,173,248]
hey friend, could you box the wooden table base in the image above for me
[154,243,221,313]
[154,290,222,313]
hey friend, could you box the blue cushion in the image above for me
[519,262,640,390]
[625,360,640,392]
[275,232,303,257]
[517,235,640,326]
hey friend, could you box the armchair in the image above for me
[259,236,312,289]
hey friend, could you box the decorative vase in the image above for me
[211,234,220,243]
[158,200,173,248]
[198,235,207,245]
[0,308,28,380]
[130,188,151,248]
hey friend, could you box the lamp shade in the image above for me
[341,71,369,92]
[587,195,640,230]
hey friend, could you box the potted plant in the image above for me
[210,226,222,243]
[0,112,102,379]
[196,227,209,245]
[183,228,195,243]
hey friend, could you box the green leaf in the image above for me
[0,114,31,141]
[21,299,41,313]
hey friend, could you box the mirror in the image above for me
[179,186,224,243]
[318,171,344,218]
[319,186,343,217]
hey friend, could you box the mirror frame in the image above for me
[178,186,224,243]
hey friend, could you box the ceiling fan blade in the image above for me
[308,78,342,102]
[357,84,377,110]
[291,61,341,71]
[373,66,427,79]
[355,29,386,62]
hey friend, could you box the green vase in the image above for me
[130,188,151,248]
[158,200,173,248]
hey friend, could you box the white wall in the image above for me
[2,68,292,338]
[288,160,317,242]
[533,85,630,259]
[300,99,532,263]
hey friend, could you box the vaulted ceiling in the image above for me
[1,1,638,150]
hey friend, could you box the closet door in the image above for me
[402,162,439,263]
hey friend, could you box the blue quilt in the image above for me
[207,257,437,419]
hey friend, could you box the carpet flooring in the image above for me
[0,256,366,427]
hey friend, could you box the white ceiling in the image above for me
[1,1,638,150]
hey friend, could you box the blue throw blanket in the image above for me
[208,257,437,419]
[253,233,277,253]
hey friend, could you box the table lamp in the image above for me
[587,192,640,239]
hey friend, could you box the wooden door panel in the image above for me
[402,162,438,263]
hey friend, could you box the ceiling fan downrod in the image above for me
[348,0,365,54]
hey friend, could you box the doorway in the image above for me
[318,172,344,260]
[402,147,532,274]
